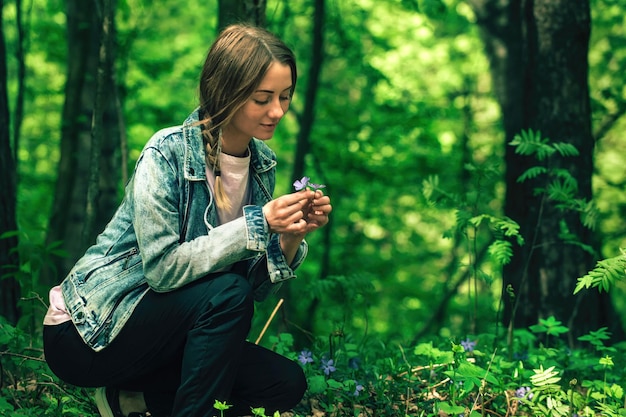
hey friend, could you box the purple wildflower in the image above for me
[293,177,310,191]
[293,176,325,191]
[297,349,314,365]
[353,382,364,396]
[515,386,533,402]
[321,358,336,375]
[460,338,477,352]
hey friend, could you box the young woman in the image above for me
[43,24,332,417]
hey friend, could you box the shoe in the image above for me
[95,387,150,417]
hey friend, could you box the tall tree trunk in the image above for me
[218,0,266,29]
[46,0,121,283]
[470,0,622,344]
[84,0,115,245]
[0,0,21,325]
[291,0,325,180]
[286,0,326,337]
[13,0,26,166]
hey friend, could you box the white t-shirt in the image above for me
[205,150,251,224]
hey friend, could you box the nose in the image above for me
[268,97,287,119]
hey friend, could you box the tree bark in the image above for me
[13,0,26,166]
[470,0,622,343]
[287,0,326,337]
[291,0,325,181]
[46,0,121,282]
[84,0,115,246]
[0,0,21,325]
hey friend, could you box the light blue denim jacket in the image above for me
[60,109,307,352]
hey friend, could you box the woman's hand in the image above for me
[262,190,314,235]
[263,190,332,264]
[302,190,332,232]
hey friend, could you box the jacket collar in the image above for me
[182,108,276,181]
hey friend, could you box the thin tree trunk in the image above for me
[291,0,324,181]
[13,0,27,168]
[84,0,115,245]
[288,0,326,337]
[0,0,21,325]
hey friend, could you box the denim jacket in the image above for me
[60,109,307,352]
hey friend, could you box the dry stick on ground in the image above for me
[255,298,284,345]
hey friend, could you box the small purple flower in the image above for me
[461,338,477,352]
[293,176,325,191]
[353,382,364,396]
[297,349,314,365]
[321,358,336,375]
[515,386,533,402]
[309,182,326,191]
[293,176,310,191]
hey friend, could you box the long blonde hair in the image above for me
[198,24,297,209]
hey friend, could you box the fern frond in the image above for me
[422,175,439,202]
[547,178,577,202]
[510,129,554,161]
[536,143,556,161]
[455,209,473,232]
[517,166,548,183]
[551,168,578,190]
[574,252,626,294]
[530,365,561,387]
[493,216,522,238]
[488,240,514,265]
[552,142,579,157]
[580,200,598,230]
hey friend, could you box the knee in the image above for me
[282,360,308,409]
[200,273,254,316]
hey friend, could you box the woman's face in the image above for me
[221,62,293,155]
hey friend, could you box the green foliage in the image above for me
[281,320,626,416]
[574,249,626,294]
[0,229,67,332]
[0,316,98,416]
[0,230,92,416]
[511,129,599,239]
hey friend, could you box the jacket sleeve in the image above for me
[132,146,271,292]
[243,206,308,300]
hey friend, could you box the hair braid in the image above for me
[201,124,231,211]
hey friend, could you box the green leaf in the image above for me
[308,375,328,395]
[530,365,561,387]
[438,401,466,414]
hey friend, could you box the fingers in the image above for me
[263,190,315,234]
[304,196,332,230]
[263,189,332,235]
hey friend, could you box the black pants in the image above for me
[43,273,307,417]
